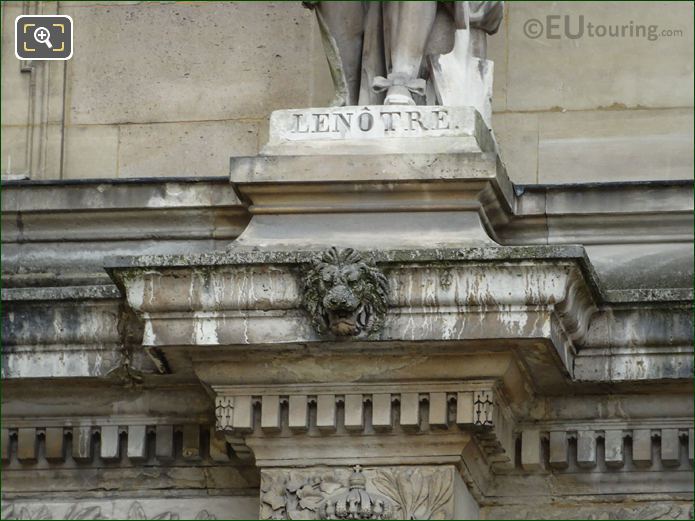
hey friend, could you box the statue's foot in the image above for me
[384,85,415,105]
[329,93,348,107]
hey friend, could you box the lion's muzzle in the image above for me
[323,285,361,335]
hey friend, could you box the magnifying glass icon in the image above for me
[33,26,53,49]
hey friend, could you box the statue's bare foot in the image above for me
[384,85,416,105]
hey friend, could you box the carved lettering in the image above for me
[406,110,428,131]
[380,110,401,132]
[291,113,310,133]
[285,107,467,137]
[313,113,330,133]
[432,109,450,130]
[333,112,353,132]
[358,111,374,131]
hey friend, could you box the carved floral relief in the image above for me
[0,501,216,520]
[260,466,454,520]
[483,503,694,520]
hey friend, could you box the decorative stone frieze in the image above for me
[213,381,515,470]
[0,498,258,520]
[518,423,694,472]
[483,501,694,520]
[1,422,228,465]
[260,465,456,520]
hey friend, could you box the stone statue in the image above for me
[304,1,503,113]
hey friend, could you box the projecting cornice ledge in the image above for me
[107,243,692,387]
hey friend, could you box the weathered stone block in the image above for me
[538,109,693,183]
[344,395,364,431]
[632,429,653,467]
[316,395,336,432]
[506,2,694,111]
[0,3,30,127]
[493,112,539,184]
[261,395,281,432]
[118,120,259,178]
[576,431,597,468]
[456,392,475,425]
[372,394,393,431]
[400,392,420,429]
[548,431,569,469]
[263,106,495,156]
[1,126,30,178]
[521,429,542,471]
[63,125,119,179]
[604,430,624,468]
[126,425,147,461]
[487,5,508,114]
[231,396,253,431]
[17,428,36,462]
[288,395,308,431]
[1,428,9,461]
[42,428,66,462]
[99,426,120,460]
[209,432,231,462]
[66,2,324,125]
[660,428,680,466]
[71,426,92,461]
[155,425,174,461]
[429,392,448,427]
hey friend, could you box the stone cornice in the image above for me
[503,181,694,245]
[1,178,249,288]
[105,245,693,304]
[105,244,693,387]
[108,246,600,383]
[3,178,691,291]
[3,178,689,247]
[1,284,120,301]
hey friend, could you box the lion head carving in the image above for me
[303,247,389,337]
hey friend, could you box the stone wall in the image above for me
[2,1,693,183]
[2,4,693,519]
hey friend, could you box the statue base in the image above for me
[230,106,511,249]
[260,105,497,156]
